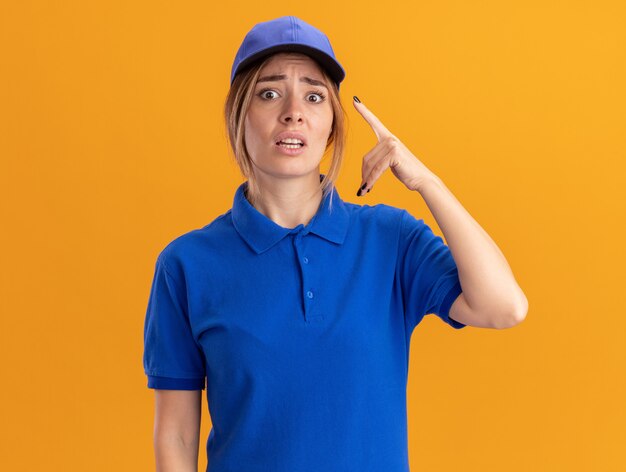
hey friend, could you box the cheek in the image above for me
[244,115,262,148]
[247,107,272,133]
[312,115,334,146]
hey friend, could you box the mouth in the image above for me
[275,141,305,149]
[274,131,308,147]
[274,140,306,156]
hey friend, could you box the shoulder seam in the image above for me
[158,252,176,279]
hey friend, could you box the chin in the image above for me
[254,160,322,179]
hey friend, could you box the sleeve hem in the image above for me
[437,280,466,329]
[147,375,206,390]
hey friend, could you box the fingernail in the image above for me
[360,182,367,190]
[356,189,362,197]
[367,186,372,193]
[353,96,361,103]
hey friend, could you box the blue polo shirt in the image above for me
[143,174,467,472]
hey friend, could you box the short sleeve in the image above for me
[143,254,206,390]
[397,210,467,330]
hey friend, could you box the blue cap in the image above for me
[230,16,346,90]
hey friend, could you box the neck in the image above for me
[247,172,325,229]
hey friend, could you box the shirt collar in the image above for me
[231,174,351,254]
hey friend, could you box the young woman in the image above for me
[143,15,528,472]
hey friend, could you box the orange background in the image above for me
[1,1,625,471]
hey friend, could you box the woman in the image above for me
[143,15,528,472]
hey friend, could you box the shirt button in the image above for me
[303,257,309,264]
[307,291,314,299]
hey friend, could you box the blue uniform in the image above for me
[143,174,467,471]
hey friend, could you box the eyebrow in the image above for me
[257,74,328,89]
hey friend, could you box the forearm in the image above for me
[154,434,199,472]
[417,174,528,324]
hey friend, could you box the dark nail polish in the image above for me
[367,187,371,193]
[356,189,362,197]
[360,182,367,190]
[353,96,361,103]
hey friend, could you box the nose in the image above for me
[280,93,304,124]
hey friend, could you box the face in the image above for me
[244,52,334,182]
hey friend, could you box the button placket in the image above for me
[292,230,317,323]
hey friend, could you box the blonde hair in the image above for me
[223,53,347,211]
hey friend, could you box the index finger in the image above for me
[353,97,393,142]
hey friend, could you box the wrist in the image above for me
[414,173,442,193]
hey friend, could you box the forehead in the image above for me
[260,52,323,75]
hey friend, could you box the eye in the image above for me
[256,88,327,103]
[307,90,327,103]
[258,88,279,100]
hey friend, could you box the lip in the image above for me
[274,141,306,156]
[274,131,307,146]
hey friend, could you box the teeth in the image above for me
[279,138,303,144]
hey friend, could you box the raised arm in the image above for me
[352,96,528,329]
[416,175,528,329]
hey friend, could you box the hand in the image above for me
[353,96,436,195]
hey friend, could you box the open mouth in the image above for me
[274,140,306,155]
[277,142,304,149]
